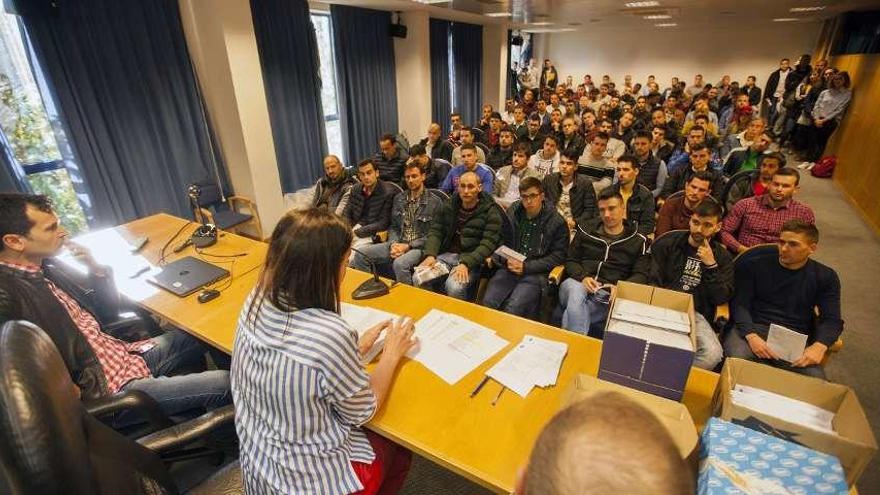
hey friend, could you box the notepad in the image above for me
[766,323,808,363]
[340,303,399,363]
[486,335,568,398]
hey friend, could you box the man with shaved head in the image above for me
[419,122,454,162]
[310,154,357,215]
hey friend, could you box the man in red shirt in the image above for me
[655,171,713,237]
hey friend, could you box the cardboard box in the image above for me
[713,358,878,486]
[563,373,699,460]
[598,281,696,401]
[699,417,849,495]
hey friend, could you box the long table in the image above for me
[74,213,720,494]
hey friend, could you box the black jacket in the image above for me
[312,170,358,214]
[492,201,569,275]
[723,148,760,177]
[0,261,122,399]
[486,146,513,171]
[745,85,762,106]
[764,69,791,101]
[542,173,598,222]
[648,230,734,321]
[609,182,656,236]
[424,192,502,270]
[343,180,395,238]
[557,132,586,157]
[660,166,725,201]
[373,148,409,183]
[565,217,649,285]
[419,138,454,162]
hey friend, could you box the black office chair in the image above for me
[0,320,240,495]
[428,188,450,202]
[190,180,263,240]
[721,169,757,212]
[470,127,486,144]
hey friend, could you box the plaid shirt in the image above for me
[0,260,153,393]
[720,194,815,252]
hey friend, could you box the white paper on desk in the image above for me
[407,309,508,384]
[731,384,836,435]
[611,299,691,334]
[486,335,568,398]
[766,323,808,363]
[340,303,399,363]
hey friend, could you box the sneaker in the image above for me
[798,161,813,169]
[805,162,816,171]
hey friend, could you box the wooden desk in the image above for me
[77,213,719,494]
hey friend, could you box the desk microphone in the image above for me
[350,247,390,300]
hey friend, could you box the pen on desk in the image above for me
[469,376,490,398]
[129,266,150,279]
[491,386,505,406]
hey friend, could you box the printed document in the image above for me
[340,303,400,363]
[486,335,568,398]
[730,384,836,435]
[766,323,808,363]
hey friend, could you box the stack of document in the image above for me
[493,245,526,263]
[412,262,449,286]
[407,309,509,384]
[607,298,692,351]
[340,303,400,363]
[730,384,836,435]
[486,335,568,398]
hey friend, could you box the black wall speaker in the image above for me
[390,23,408,38]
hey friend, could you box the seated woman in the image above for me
[231,208,417,494]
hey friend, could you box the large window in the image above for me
[311,12,344,163]
[0,12,89,234]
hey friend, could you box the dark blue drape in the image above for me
[451,22,483,128]
[330,5,398,163]
[19,0,226,227]
[250,0,326,193]
[430,18,451,134]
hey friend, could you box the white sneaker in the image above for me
[805,162,816,171]
[798,161,813,169]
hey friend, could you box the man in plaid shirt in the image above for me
[720,168,815,254]
[0,194,230,426]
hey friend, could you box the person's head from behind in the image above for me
[688,143,711,171]
[684,172,712,207]
[323,155,344,181]
[615,155,640,187]
[558,151,578,180]
[778,220,818,268]
[250,209,352,319]
[689,200,723,246]
[631,131,652,159]
[769,167,800,204]
[357,159,379,188]
[379,134,397,159]
[519,177,545,218]
[403,162,426,193]
[758,152,785,181]
[457,171,482,205]
[460,143,478,169]
[519,391,692,495]
[513,143,530,171]
[0,193,65,264]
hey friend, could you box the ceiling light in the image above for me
[521,27,576,33]
[412,0,449,4]
[655,23,677,27]
[485,12,512,17]
[773,18,799,22]
[790,6,826,12]
[530,21,554,26]
[625,1,660,6]
[643,14,671,19]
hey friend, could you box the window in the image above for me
[311,13,345,163]
[0,12,89,235]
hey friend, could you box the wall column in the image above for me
[394,10,432,144]
[482,23,507,111]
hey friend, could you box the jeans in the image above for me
[350,241,423,286]
[422,252,481,301]
[693,313,723,370]
[482,269,545,319]
[723,326,825,379]
[116,330,232,427]
[558,278,611,337]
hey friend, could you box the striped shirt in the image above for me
[231,292,377,494]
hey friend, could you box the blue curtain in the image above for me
[330,5,398,163]
[430,18,451,134]
[250,0,327,193]
[451,22,483,128]
[18,0,226,227]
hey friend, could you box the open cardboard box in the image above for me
[598,281,696,401]
[713,358,877,487]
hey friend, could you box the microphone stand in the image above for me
[350,247,390,300]
[187,184,217,249]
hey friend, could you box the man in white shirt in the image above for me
[578,132,616,193]
[494,143,542,209]
[528,135,561,179]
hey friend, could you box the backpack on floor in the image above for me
[811,155,837,178]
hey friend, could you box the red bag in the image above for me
[811,156,837,178]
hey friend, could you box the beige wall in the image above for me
[393,11,432,144]
[542,23,822,89]
[482,23,507,112]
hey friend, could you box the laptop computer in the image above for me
[149,256,230,297]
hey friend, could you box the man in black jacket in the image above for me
[648,201,732,370]
[418,123,454,162]
[486,128,515,171]
[543,151,598,235]
[659,143,725,201]
[608,155,656,236]
[482,177,569,319]
[374,133,409,183]
[558,188,649,337]
[310,154,357,215]
[343,159,395,249]
[0,193,230,420]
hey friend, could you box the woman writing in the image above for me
[231,208,416,494]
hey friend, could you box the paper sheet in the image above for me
[766,323,808,363]
[493,245,527,263]
[606,320,693,351]
[340,303,399,363]
[486,335,568,398]
[731,384,836,435]
[407,309,509,384]
[611,299,691,334]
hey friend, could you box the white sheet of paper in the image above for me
[340,303,399,363]
[766,323,808,363]
[731,384,836,435]
[493,245,527,263]
[611,299,691,334]
[486,334,568,398]
[606,320,693,351]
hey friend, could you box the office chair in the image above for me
[0,320,240,495]
[189,180,263,240]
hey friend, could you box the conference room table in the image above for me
[72,213,720,494]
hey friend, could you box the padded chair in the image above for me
[470,127,486,144]
[0,320,241,495]
[191,181,263,240]
[720,169,757,211]
[428,188,450,202]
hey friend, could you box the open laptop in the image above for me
[149,256,229,297]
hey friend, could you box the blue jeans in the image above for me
[116,330,232,427]
[723,326,825,379]
[558,278,611,336]
[482,269,545,319]
[422,252,481,301]
[350,241,423,286]
[693,313,723,370]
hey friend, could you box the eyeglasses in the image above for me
[521,192,543,201]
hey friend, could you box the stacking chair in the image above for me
[190,181,263,240]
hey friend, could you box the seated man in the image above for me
[631,130,668,198]
[418,122,454,162]
[520,114,546,155]
[596,119,626,160]
[350,162,442,285]
[486,127,515,171]
[374,133,408,183]
[655,171,713,236]
[494,142,542,209]
[648,202,731,370]
[543,150,598,236]
[343,159,394,249]
[417,172,502,300]
[659,143,724,201]
[665,125,721,174]
[720,116,765,161]
[557,117,586,157]
[310,154,357,215]
[725,152,784,212]
[724,220,841,379]
[483,177,568,318]
[0,193,230,420]
[607,155,655,236]
[721,168,815,254]
[518,391,693,495]
[528,134,561,178]
[723,132,772,176]
[558,188,649,336]
[451,127,487,165]
[408,144,449,190]
[441,144,494,194]
[577,132,616,193]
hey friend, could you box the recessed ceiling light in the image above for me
[521,27,576,33]
[412,0,449,4]
[625,1,660,7]
[643,14,671,19]
[530,21,554,26]
[484,12,512,17]
[790,6,826,12]
[773,17,799,22]
[655,23,677,27]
